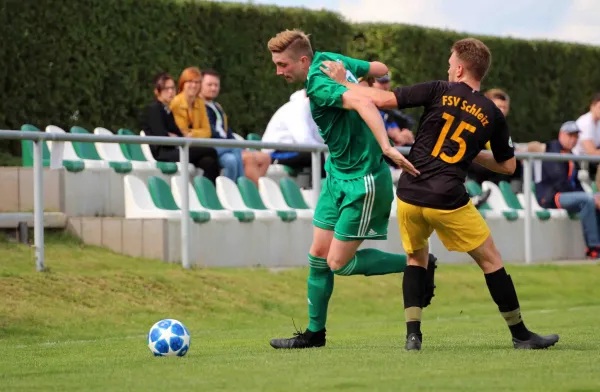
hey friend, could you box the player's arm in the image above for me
[342,90,393,152]
[320,61,397,108]
[320,61,445,110]
[367,61,388,78]
[472,110,516,175]
[306,73,418,175]
[342,90,420,176]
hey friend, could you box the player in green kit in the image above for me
[267,29,439,349]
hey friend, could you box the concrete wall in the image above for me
[0,167,169,217]
[66,215,587,267]
[364,216,586,263]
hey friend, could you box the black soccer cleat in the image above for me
[270,328,326,349]
[423,253,438,308]
[512,332,559,350]
[405,333,422,351]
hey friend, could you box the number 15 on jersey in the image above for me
[431,113,476,164]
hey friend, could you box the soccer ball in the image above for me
[147,319,191,357]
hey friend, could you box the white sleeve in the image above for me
[577,114,594,141]
[286,100,320,145]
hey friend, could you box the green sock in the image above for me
[333,248,407,276]
[307,254,334,333]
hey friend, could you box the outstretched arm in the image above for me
[321,61,397,108]
[367,61,389,78]
[341,89,419,176]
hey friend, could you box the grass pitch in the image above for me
[1,232,599,391]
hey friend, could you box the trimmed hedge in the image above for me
[348,24,600,142]
[0,0,351,157]
[1,1,600,163]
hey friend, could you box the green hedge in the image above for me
[348,24,600,142]
[1,1,600,164]
[0,0,351,158]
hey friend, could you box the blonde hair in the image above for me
[267,29,313,60]
[451,38,492,81]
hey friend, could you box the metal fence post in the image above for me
[523,158,533,264]
[33,140,45,272]
[180,144,190,269]
[311,152,322,206]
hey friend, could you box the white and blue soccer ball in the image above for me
[147,319,191,357]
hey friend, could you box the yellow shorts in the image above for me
[396,198,491,254]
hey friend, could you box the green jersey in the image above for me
[305,51,385,180]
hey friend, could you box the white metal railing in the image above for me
[2,129,600,270]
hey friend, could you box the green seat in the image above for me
[147,176,210,223]
[117,129,146,161]
[71,126,132,173]
[499,181,550,221]
[280,177,311,209]
[193,176,254,222]
[237,177,296,222]
[70,126,103,160]
[20,124,84,172]
[20,124,51,167]
[246,133,262,142]
[593,182,598,194]
[465,180,517,221]
[117,128,177,175]
[246,132,263,152]
[465,180,491,212]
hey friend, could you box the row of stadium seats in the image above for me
[467,180,580,221]
[124,174,326,223]
[20,125,290,179]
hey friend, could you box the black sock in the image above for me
[485,268,531,341]
[403,265,428,340]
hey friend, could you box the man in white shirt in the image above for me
[572,93,600,188]
[262,89,326,177]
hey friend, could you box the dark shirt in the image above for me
[395,81,514,210]
[140,100,182,159]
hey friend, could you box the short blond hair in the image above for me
[451,38,492,81]
[267,29,313,60]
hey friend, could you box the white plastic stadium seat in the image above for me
[301,188,317,209]
[232,133,245,141]
[259,177,313,219]
[216,176,276,220]
[139,131,195,174]
[517,192,568,219]
[46,125,109,169]
[94,127,154,170]
[170,176,235,220]
[123,175,181,219]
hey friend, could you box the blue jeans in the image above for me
[215,147,244,182]
[558,192,600,248]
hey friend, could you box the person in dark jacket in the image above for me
[140,72,220,183]
[199,69,271,185]
[535,121,600,258]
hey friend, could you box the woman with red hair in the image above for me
[170,67,212,138]
[140,71,220,183]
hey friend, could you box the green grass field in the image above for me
[1,232,600,391]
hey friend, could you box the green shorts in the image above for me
[313,165,394,241]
